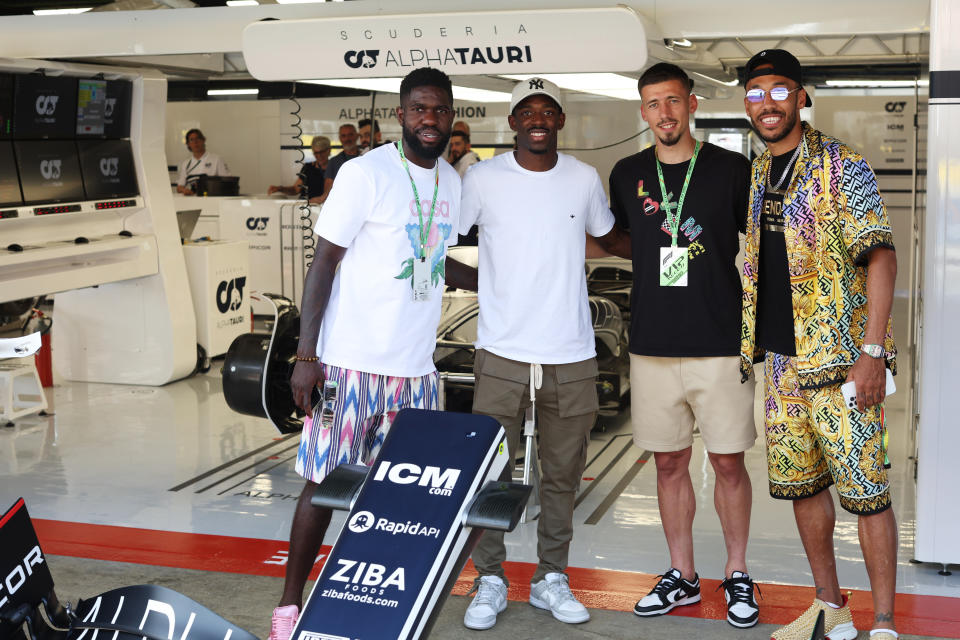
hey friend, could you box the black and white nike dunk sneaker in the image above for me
[633,568,701,617]
[718,571,760,628]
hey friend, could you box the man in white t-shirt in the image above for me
[176,128,231,194]
[460,77,630,631]
[269,67,477,640]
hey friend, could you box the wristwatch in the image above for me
[861,344,885,359]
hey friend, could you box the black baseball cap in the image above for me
[744,49,812,107]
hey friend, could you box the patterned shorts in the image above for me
[295,364,440,484]
[764,352,890,515]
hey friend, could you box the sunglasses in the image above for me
[745,87,800,103]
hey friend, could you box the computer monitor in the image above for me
[0,74,13,139]
[176,209,201,241]
[103,80,132,139]
[77,139,139,199]
[12,74,77,140]
[195,175,239,197]
[76,79,107,137]
[14,140,85,204]
[0,142,22,206]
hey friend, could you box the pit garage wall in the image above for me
[915,0,960,567]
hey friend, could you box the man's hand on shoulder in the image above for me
[290,359,325,415]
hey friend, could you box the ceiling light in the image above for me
[825,79,928,88]
[304,78,402,93]
[502,73,640,100]
[33,7,92,14]
[226,0,259,5]
[275,0,336,4]
[452,86,511,103]
[303,79,511,102]
[207,88,259,96]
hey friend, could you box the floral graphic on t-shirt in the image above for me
[395,222,452,286]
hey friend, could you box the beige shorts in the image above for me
[630,354,757,454]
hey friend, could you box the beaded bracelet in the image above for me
[295,355,319,362]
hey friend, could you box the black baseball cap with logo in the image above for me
[744,49,812,107]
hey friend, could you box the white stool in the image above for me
[0,359,48,425]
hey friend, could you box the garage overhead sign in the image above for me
[242,8,648,80]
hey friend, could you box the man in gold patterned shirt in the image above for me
[739,49,899,640]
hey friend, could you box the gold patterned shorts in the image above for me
[764,352,890,515]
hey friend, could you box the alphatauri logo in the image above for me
[372,461,460,497]
[99,157,119,177]
[885,101,907,113]
[34,95,59,116]
[40,159,62,180]
[344,50,380,69]
[245,217,269,231]
[216,277,246,313]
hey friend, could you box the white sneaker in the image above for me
[463,575,507,630]
[529,572,590,624]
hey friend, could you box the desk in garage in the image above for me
[173,195,313,312]
[182,240,250,359]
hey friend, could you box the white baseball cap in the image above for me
[509,77,564,113]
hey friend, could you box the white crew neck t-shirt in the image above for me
[459,151,615,364]
[314,143,460,377]
[177,152,230,186]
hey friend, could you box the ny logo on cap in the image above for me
[529,78,544,90]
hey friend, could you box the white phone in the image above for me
[841,369,896,410]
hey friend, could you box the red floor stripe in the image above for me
[35,519,960,638]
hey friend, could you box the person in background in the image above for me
[447,120,471,164]
[320,124,359,203]
[740,48,899,640]
[358,118,389,153]
[176,128,230,195]
[449,130,480,178]
[268,136,331,203]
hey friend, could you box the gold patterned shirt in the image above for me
[740,123,896,389]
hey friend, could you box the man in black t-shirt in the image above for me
[268,136,330,203]
[608,63,759,629]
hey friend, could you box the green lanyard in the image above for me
[655,140,701,247]
[396,141,439,262]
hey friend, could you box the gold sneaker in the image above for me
[771,596,857,640]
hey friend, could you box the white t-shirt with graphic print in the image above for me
[314,142,460,377]
[459,151,615,365]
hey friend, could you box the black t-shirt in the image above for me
[609,142,750,357]
[298,162,325,200]
[755,147,800,356]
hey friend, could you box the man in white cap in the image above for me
[459,77,630,631]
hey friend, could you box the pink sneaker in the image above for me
[269,605,299,640]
